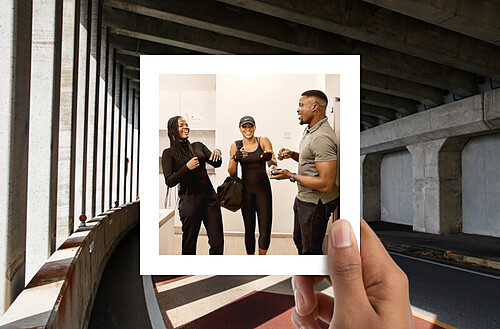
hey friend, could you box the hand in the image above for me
[291,219,413,329]
[261,150,273,162]
[269,168,291,180]
[186,157,200,170]
[210,149,221,162]
[278,148,293,161]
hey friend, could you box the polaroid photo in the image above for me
[140,55,360,275]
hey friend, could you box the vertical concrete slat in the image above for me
[122,77,130,204]
[56,0,80,248]
[102,31,113,213]
[109,50,118,208]
[74,0,88,230]
[85,0,98,219]
[26,0,64,282]
[0,0,32,315]
[136,100,140,199]
[93,0,105,217]
[129,89,136,202]
[116,65,124,206]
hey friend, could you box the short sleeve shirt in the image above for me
[297,117,339,204]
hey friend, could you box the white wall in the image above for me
[462,134,500,238]
[380,151,413,226]
[159,74,340,235]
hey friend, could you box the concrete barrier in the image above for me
[0,201,140,329]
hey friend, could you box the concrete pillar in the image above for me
[116,65,124,206]
[0,0,32,315]
[110,51,119,208]
[361,153,383,221]
[56,0,80,248]
[407,137,468,234]
[129,89,136,202]
[25,0,63,282]
[93,3,105,215]
[85,0,98,218]
[120,77,129,204]
[102,33,113,212]
[132,93,139,200]
[74,0,88,230]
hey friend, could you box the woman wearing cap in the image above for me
[162,115,224,255]
[228,116,278,255]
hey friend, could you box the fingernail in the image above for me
[332,220,353,248]
[294,289,305,313]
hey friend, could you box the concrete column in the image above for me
[129,89,136,202]
[132,93,139,200]
[407,137,468,234]
[85,0,98,218]
[120,77,129,204]
[25,0,63,282]
[0,0,32,315]
[74,0,88,230]
[93,3,105,215]
[102,33,113,212]
[361,153,383,221]
[116,65,124,206]
[56,0,80,248]
[110,51,119,208]
[135,98,140,199]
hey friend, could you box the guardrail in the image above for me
[0,201,140,329]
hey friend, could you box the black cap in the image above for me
[239,115,255,127]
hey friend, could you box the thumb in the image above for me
[328,220,369,315]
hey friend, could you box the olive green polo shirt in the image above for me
[297,117,339,204]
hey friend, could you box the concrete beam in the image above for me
[361,115,379,128]
[217,0,500,78]
[362,70,444,107]
[361,94,490,154]
[104,0,478,96]
[361,104,396,121]
[123,68,139,80]
[484,88,500,129]
[102,6,289,54]
[108,32,200,55]
[362,0,500,46]
[116,53,139,69]
[362,89,417,115]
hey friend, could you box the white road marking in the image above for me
[166,275,291,327]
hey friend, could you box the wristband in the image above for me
[290,173,296,183]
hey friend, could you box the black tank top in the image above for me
[238,138,267,177]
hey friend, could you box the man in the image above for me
[270,90,339,255]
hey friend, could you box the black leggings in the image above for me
[241,174,272,254]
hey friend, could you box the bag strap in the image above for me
[235,140,243,150]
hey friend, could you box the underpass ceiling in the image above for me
[102,0,500,130]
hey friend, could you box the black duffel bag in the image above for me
[217,176,244,212]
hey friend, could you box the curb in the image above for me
[380,239,500,272]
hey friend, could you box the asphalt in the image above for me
[369,221,500,272]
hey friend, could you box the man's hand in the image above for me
[269,168,291,180]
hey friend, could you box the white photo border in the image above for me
[140,55,360,275]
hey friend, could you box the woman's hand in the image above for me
[210,149,221,162]
[186,157,200,170]
[291,219,413,329]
